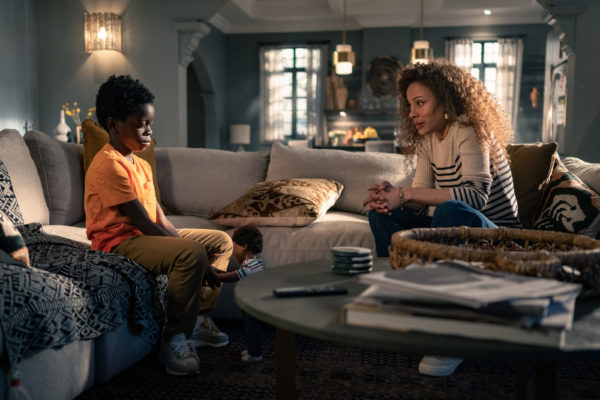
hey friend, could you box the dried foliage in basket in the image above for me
[389,226,600,297]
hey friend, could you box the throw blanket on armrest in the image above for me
[0,223,166,367]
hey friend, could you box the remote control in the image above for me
[273,286,348,298]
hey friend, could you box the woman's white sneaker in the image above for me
[418,355,463,377]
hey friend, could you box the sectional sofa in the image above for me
[1,127,599,400]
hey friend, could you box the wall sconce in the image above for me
[84,12,122,53]
[230,124,251,151]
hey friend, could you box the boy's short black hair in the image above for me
[95,74,155,131]
[232,226,263,255]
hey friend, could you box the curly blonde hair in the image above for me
[396,59,514,169]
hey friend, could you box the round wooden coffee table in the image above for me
[235,258,600,399]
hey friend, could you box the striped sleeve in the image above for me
[445,129,492,210]
[411,141,435,189]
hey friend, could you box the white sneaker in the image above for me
[418,355,463,377]
[240,349,263,363]
[190,316,229,347]
[158,333,200,376]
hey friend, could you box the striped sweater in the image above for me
[412,120,521,228]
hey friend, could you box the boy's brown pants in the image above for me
[113,229,233,340]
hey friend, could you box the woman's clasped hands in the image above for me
[362,180,405,215]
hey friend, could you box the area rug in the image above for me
[76,319,600,400]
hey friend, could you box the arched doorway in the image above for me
[187,57,217,148]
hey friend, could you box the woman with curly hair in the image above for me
[362,60,521,377]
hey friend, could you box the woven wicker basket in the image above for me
[389,227,600,297]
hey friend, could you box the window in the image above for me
[259,45,325,142]
[446,38,523,128]
[471,41,498,95]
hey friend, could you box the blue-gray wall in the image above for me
[0,0,37,134]
[2,1,599,160]
[226,24,551,149]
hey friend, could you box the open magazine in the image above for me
[358,260,581,309]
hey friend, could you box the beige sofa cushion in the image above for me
[266,142,415,215]
[155,148,269,218]
[24,130,85,225]
[563,157,600,194]
[257,211,375,266]
[0,129,49,225]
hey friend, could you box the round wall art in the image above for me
[366,55,403,98]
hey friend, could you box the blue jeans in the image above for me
[368,200,498,257]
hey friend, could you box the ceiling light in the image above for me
[411,0,433,64]
[484,9,492,16]
[333,0,355,75]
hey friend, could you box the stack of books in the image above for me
[341,260,581,348]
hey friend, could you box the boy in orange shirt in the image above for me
[85,75,232,376]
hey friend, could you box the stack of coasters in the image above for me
[331,246,373,276]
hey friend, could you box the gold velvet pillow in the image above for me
[81,118,162,204]
[210,178,344,227]
[506,142,558,228]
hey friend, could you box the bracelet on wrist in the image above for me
[398,189,405,210]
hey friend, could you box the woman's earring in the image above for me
[444,113,449,120]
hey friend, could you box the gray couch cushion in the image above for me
[24,130,85,225]
[266,142,415,215]
[563,157,600,194]
[94,321,153,383]
[155,148,269,218]
[0,338,94,400]
[0,129,49,225]
[257,211,375,267]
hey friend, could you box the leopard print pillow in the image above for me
[210,178,343,227]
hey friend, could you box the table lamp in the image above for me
[230,124,251,151]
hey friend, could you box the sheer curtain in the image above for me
[259,45,325,142]
[496,38,523,129]
[446,39,473,71]
[305,46,327,141]
[259,47,285,142]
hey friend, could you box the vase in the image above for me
[53,110,70,142]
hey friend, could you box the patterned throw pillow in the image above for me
[0,160,24,226]
[210,178,344,227]
[0,210,30,266]
[533,158,600,238]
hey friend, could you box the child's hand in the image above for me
[203,267,222,288]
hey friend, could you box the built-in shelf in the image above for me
[325,108,398,140]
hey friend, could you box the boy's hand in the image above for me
[203,267,222,289]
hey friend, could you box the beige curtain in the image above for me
[259,47,286,142]
[259,45,325,142]
[496,38,524,129]
[445,39,474,71]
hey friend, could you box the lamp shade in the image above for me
[84,12,122,53]
[230,124,251,145]
[334,44,355,75]
[411,40,433,64]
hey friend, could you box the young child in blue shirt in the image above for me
[215,226,265,362]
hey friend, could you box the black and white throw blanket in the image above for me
[0,224,166,367]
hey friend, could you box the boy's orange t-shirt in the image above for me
[85,143,157,252]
